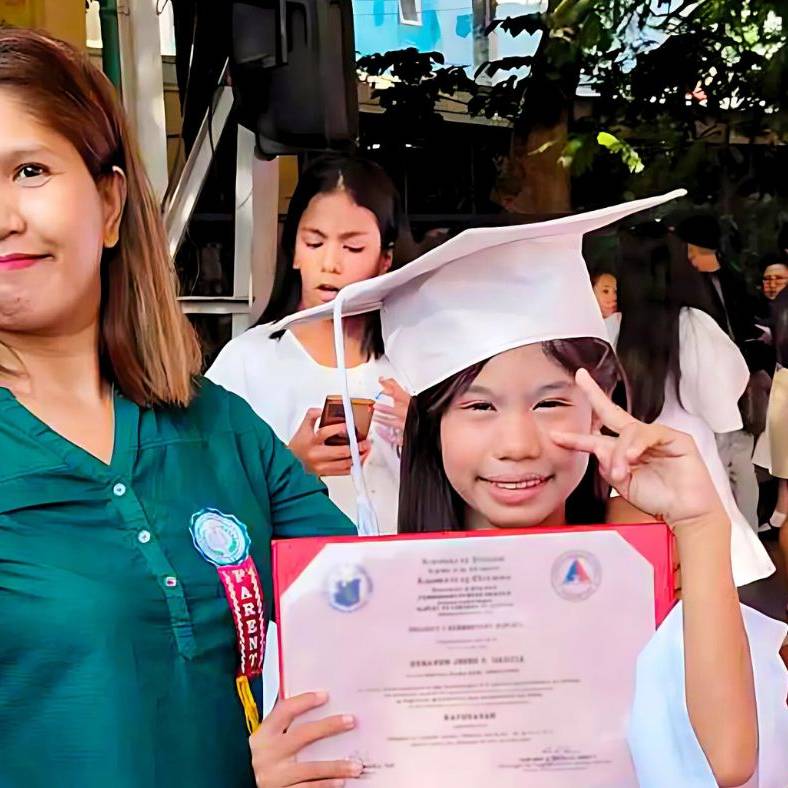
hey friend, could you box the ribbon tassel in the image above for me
[236,675,261,733]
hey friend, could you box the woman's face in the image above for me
[440,344,597,530]
[0,89,125,337]
[592,273,618,318]
[294,189,392,310]
[762,263,788,301]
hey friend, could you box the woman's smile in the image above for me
[0,252,50,271]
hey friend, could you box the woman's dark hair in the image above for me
[398,338,625,533]
[760,250,788,273]
[616,221,715,423]
[257,154,403,358]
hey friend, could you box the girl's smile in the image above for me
[479,473,553,506]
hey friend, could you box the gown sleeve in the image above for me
[205,331,254,400]
[678,307,749,434]
[627,601,788,787]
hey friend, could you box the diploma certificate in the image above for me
[274,525,674,787]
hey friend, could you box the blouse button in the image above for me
[112,483,127,497]
[164,576,178,588]
[137,530,151,544]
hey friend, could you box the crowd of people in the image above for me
[591,216,788,590]
[0,27,786,788]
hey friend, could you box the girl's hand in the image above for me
[288,409,371,477]
[552,369,725,531]
[373,378,410,448]
[250,692,363,788]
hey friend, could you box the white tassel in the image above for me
[332,295,380,536]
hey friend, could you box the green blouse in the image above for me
[0,379,355,787]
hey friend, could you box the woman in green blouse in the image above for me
[0,29,357,788]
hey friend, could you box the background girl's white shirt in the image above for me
[206,324,401,536]
[606,307,775,586]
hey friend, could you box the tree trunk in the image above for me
[502,117,571,214]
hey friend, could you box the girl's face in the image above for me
[0,89,125,337]
[440,344,597,530]
[593,273,618,318]
[294,189,392,310]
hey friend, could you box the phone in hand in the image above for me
[319,395,375,446]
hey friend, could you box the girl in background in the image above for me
[612,222,774,587]
[591,269,618,319]
[208,156,409,535]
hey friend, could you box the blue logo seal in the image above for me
[190,508,251,567]
[326,564,373,613]
[551,551,602,601]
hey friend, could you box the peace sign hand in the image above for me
[551,369,726,531]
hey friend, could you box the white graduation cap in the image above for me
[275,189,686,534]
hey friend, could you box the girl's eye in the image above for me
[304,241,323,249]
[461,401,495,412]
[534,399,570,410]
[345,246,365,254]
[14,163,49,182]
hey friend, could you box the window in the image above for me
[399,0,422,26]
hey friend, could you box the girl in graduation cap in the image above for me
[259,192,788,788]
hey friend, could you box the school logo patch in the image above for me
[325,564,373,613]
[551,551,602,601]
[190,508,251,567]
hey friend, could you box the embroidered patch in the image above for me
[189,508,251,567]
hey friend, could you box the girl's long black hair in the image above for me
[615,221,716,423]
[257,154,404,359]
[397,338,625,533]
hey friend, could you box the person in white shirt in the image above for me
[675,214,765,531]
[208,155,409,535]
[610,221,775,589]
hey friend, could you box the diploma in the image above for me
[274,525,674,787]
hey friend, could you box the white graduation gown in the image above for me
[629,602,788,787]
[607,308,775,586]
[206,324,401,535]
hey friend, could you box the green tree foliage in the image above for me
[358,0,787,227]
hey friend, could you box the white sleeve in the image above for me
[205,327,269,401]
[627,602,788,787]
[205,343,246,396]
[678,308,748,434]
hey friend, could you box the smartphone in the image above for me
[319,395,375,446]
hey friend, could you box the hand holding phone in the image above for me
[319,396,375,446]
[288,406,372,478]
